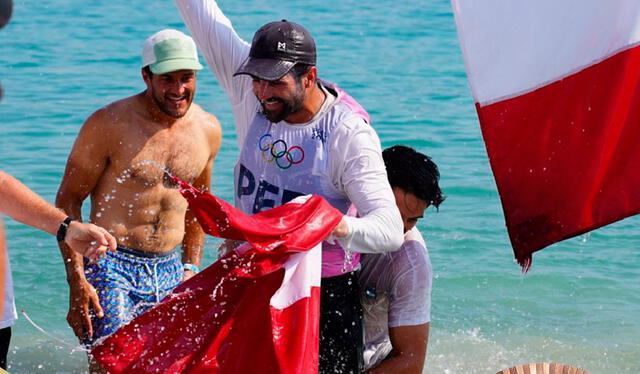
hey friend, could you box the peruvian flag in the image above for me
[452,0,640,269]
[91,178,342,373]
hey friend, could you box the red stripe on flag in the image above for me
[270,286,321,374]
[92,182,341,373]
[477,44,640,269]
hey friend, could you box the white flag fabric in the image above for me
[453,0,640,269]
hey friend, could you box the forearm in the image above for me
[340,207,403,254]
[181,214,204,267]
[55,188,87,280]
[174,0,256,145]
[334,127,403,253]
[173,0,250,94]
[364,354,424,374]
[60,242,86,282]
[0,171,67,235]
[366,324,429,374]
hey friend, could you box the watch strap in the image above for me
[56,217,75,242]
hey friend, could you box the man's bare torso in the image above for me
[83,94,216,252]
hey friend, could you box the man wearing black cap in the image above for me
[174,1,404,372]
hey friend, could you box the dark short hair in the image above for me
[383,145,445,209]
[289,63,312,82]
[143,65,153,76]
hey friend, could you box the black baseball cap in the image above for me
[234,20,316,81]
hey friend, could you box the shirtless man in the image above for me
[55,29,221,369]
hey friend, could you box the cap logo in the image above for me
[277,42,287,51]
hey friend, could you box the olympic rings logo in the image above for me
[258,133,305,169]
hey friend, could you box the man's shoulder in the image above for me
[326,104,376,148]
[389,229,430,270]
[188,103,219,125]
[186,103,222,140]
[403,227,426,249]
[320,81,371,129]
[86,95,139,128]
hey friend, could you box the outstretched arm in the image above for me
[0,170,115,259]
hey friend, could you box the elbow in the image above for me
[55,189,80,214]
[386,227,404,252]
[367,207,404,253]
[374,221,403,253]
[391,230,404,251]
[54,191,67,210]
[385,208,404,251]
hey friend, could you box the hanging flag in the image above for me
[91,178,343,373]
[451,0,640,270]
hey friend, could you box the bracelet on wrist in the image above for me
[56,217,76,242]
[183,263,200,273]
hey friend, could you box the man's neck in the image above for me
[140,91,182,128]
[285,82,326,124]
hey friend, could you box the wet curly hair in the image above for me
[383,145,445,209]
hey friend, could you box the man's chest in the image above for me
[109,129,210,187]
[235,118,350,213]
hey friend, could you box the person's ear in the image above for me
[305,66,318,88]
[141,68,152,87]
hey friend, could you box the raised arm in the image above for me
[0,170,115,259]
[173,0,250,97]
[173,0,257,146]
[56,109,112,341]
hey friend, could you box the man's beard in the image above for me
[261,84,306,123]
[151,86,191,119]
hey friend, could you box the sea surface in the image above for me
[0,1,638,373]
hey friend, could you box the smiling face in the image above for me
[393,186,429,233]
[143,69,196,118]
[252,72,308,123]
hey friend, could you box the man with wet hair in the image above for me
[55,29,221,372]
[173,1,404,373]
[359,145,445,373]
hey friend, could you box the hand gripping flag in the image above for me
[452,0,640,270]
[91,177,343,373]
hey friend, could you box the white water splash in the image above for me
[20,310,88,353]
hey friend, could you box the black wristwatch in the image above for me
[56,217,75,242]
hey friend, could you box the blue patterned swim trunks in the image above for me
[84,245,183,343]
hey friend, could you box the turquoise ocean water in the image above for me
[0,1,638,372]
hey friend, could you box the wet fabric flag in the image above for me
[452,0,640,270]
[91,177,343,373]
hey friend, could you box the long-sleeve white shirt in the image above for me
[175,0,403,255]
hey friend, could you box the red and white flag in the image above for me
[91,178,342,373]
[452,0,640,269]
